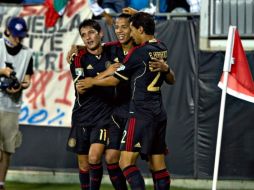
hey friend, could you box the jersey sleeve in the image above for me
[113,49,143,82]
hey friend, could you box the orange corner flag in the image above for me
[218,30,254,103]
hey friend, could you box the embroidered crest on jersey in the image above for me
[105,61,112,68]
[86,64,94,70]
[68,138,76,147]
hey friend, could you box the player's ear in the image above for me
[99,30,104,38]
[138,26,144,34]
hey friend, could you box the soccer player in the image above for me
[67,14,133,190]
[66,19,118,190]
[81,12,175,190]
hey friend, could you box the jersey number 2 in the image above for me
[147,72,161,92]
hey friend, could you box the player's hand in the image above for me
[96,62,121,79]
[76,77,94,93]
[122,7,138,15]
[66,45,78,64]
[149,58,169,72]
[76,79,87,94]
[108,62,121,72]
[102,12,113,26]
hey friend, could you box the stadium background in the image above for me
[0,0,254,182]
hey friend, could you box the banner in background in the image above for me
[0,0,92,127]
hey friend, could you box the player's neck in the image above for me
[87,45,103,56]
[141,35,155,44]
[121,40,133,54]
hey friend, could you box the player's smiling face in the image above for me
[130,23,141,45]
[80,26,102,50]
[115,18,131,44]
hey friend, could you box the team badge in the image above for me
[68,138,76,148]
[75,68,84,76]
[105,61,112,68]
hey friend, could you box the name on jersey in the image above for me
[149,51,167,59]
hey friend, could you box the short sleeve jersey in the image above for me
[104,41,132,118]
[113,39,168,117]
[70,47,114,126]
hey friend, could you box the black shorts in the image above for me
[66,124,108,155]
[120,114,167,159]
[106,114,128,150]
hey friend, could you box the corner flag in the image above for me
[218,29,254,103]
[213,26,254,190]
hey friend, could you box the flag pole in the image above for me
[212,26,236,190]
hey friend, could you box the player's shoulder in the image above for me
[103,41,121,47]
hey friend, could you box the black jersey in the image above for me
[104,41,131,118]
[70,48,114,127]
[113,39,168,118]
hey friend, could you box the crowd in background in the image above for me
[89,0,201,24]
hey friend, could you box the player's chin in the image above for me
[119,39,126,44]
[87,44,97,50]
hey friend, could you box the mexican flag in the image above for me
[45,0,69,27]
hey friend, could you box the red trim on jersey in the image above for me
[123,42,147,64]
[104,41,121,47]
[126,117,136,151]
[123,39,161,64]
[74,49,87,68]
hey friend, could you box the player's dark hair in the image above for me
[130,12,155,35]
[117,13,131,20]
[78,19,101,34]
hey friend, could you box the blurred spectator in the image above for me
[186,0,201,13]
[22,0,44,4]
[127,0,156,14]
[168,0,190,13]
[158,0,168,13]
[128,0,149,11]
[0,0,22,3]
[102,0,128,14]
[89,0,113,25]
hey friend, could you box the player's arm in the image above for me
[66,45,86,64]
[149,58,175,84]
[81,75,120,89]
[122,7,138,15]
[69,54,88,94]
[95,62,121,80]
